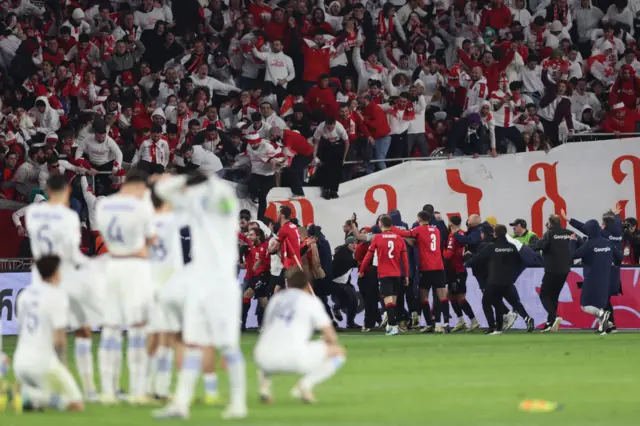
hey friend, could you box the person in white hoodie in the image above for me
[251,39,295,105]
[570,78,602,117]
[190,63,238,96]
[260,102,288,131]
[30,96,61,138]
[134,0,174,30]
[406,81,428,157]
[61,8,92,42]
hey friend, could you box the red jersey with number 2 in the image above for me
[369,231,407,278]
[392,225,443,271]
[276,221,301,268]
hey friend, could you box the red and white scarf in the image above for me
[377,11,393,40]
[389,102,416,121]
[553,4,568,26]
[176,111,193,137]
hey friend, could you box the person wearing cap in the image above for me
[132,123,170,174]
[603,101,640,137]
[331,236,360,328]
[61,8,91,42]
[510,218,539,244]
[233,132,281,218]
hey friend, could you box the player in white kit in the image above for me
[24,174,104,401]
[152,171,247,420]
[254,268,346,404]
[12,256,84,413]
[95,170,157,404]
[146,190,186,400]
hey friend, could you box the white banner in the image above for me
[265,139,640,250]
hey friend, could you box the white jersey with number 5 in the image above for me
[95,194,156,256]
[149,211,184,287]
[154,175,238,293]
[25,203,84,265]
[13,282,69,368]
[257,288,331,349]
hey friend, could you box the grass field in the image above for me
[1,332,639,426]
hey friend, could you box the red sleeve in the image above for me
[401,240,409,277]
[480,9,489,30]
[238,232,250,245]
[456,48,478,70]
[354,113,371,137]
[443,235,455,260]
[276,226,286,242]
[609,83,619,106]
[495,49,516,73]
[391,226,413,238]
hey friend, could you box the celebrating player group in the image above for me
[0,170,346,419]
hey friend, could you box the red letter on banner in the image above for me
[265,200,315,225]
[612,155,640,221]
[445,169,483,218]
[364,185,398,215]
[528,162,567,237]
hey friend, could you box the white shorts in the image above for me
[147,267,181,334]
[183,280,241,349]
[32,261,106,329]
[254,341,328,375]
[102,257,154,327]
[156,264,193,333]
[14,358,83,404]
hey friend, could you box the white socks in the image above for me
[173,348,202,410]
[74,337,96,396]
[203,373,219,398]
[154,346,174,398]
[146,353,157,396]
[127,328,148,399]
[98,328,122,398]
[299,355,346,391]
[222,348,246,409]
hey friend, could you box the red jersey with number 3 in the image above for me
[276,221,301,269]
[369,231,407,278]
[392,225,443,271]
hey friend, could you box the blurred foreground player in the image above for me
[254,268,346,404]
[10,256,84,413]
[152,171,247,420]
[359,215,409,336]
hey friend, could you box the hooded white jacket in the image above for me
[30,96,61,135]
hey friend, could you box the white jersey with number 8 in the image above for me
[149,211,184,288]
[95,194,156,256]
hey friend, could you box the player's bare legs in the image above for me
[98,325,123,404]
[449,291,479,332]
[145,331,159,398]
[241,288,255,330]
[434,287,451,333]
[258,297,269,328]
[383,295,399,335]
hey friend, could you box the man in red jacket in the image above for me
[337,103,372,178]
[358,94,391,171]
[295,28,335,92]
[305,74,339,119]
[603,102,640,137]
[609,65,640,110]
[480,0,512,31]
[272,128,314,198]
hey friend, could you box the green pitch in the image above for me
[1,332,639,426]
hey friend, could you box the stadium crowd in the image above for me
[1,0,640,222]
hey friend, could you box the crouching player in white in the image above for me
[25,175,104,401]
[255,268,346,404]
[152,171,247,420]
[12,256,84,413]
[95,170,157,404]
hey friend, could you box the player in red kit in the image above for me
[444,216,479,332]
[242,227,272,330]
[359,215,409,336]
[391,210,450,333]
[271,205,301,292]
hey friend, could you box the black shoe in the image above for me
[330,191,339,199]
[525,316,534,332]
[347,322,361,329]
[321,189,331,200]
[332,307,344,322]
[444,324,451,334]
[484,327,496,335]
[606,325,618,334]
[541,323,552,333]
